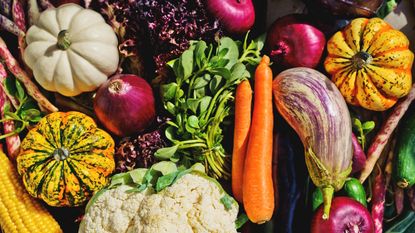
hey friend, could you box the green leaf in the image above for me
[220,194,234,210]
[254,33,266,52]
[151,161,178,175]
[362,121,375,132]
[194,41,208,69]
[165,102,176,115]
[193,76,210,89]
[20,109,41,122]
[230,62,248,83]
[209,75,223,94]
[165,126,177,142]
[20,99,38,111]
[155,171,179,192]
[154,145,179,160]
[162,83,178,101]
[187,98,200,114]
[3,77,16,97]
[108,172,133,189]
[199,96,212,114]
[218,48,229,58]
[15,79,25,101]
[218,37,239,69]
[179,50,194,80]
[235,213,249,230]
[352,118,363,130]
[128,168,148,185]
[188,115,199,128]
[167,58,178,69]
[210,67,231,81]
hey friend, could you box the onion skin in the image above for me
[206,0,255,34]
[272,68,352,219]
[94,74,156,137]
[311,197,375,233]
[266,14,326,68]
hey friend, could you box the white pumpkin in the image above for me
[24,3,119,97]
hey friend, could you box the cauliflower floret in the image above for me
[80,173,238,233]
[79,185,154,233]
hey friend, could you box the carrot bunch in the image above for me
[232,55,275,224]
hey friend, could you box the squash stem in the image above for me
[352,51,372,70]
[322,185,334,220]
[57,30,71,50]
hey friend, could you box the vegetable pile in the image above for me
[1,0,415,233]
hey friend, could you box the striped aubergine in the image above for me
[16,111,115,207]
[272,68,353,219]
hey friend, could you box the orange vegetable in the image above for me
[243,55,274,223]
[232,80,252,203]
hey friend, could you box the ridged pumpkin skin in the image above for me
[325,18,414,111]
[16,111,115,207]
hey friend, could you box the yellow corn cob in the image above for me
[0,150,63,233]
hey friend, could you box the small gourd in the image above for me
[17,111,115,207]
[24,3,119,97]
[325,18,413,111]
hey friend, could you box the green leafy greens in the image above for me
[155,33,264,179]
[352,118,375,150]
[0,76,43,139]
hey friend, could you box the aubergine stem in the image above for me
[322,186,334,220]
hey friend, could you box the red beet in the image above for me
[311,197,374,233]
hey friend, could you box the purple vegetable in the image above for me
[360,84,415,183]
[92,0,221,79]
[311,197,374,233]
[395,186,404,215]
[11,0,25,32]
[0,0,11,17]
[408,186,415,211]
[351,133,366,174]
[372,169,386,233]
[0,14,24,37]
[0,63,20,159]
[275,130,301,233]
[273,68,353,219]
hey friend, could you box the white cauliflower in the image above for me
[79,173,238,233]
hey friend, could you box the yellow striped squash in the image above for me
[16,111,115,207]
[325,18,414,111]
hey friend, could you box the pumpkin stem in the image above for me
[53,147,70,161]
[57,30,71,50]
[352,51,372,70]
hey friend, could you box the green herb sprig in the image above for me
[155,33,265,179]
[0,76,43,139]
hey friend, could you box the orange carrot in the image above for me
[232,80,252,203]
[243,55,274,224]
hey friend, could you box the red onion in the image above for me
[94,74,156,137]
[266,14,326,68]
[206,0,255,34]
[311,197,374,233]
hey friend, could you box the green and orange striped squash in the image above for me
[325,17,414,111]
[16,111,115,207]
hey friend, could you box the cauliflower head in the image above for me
[79,172,238,233]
